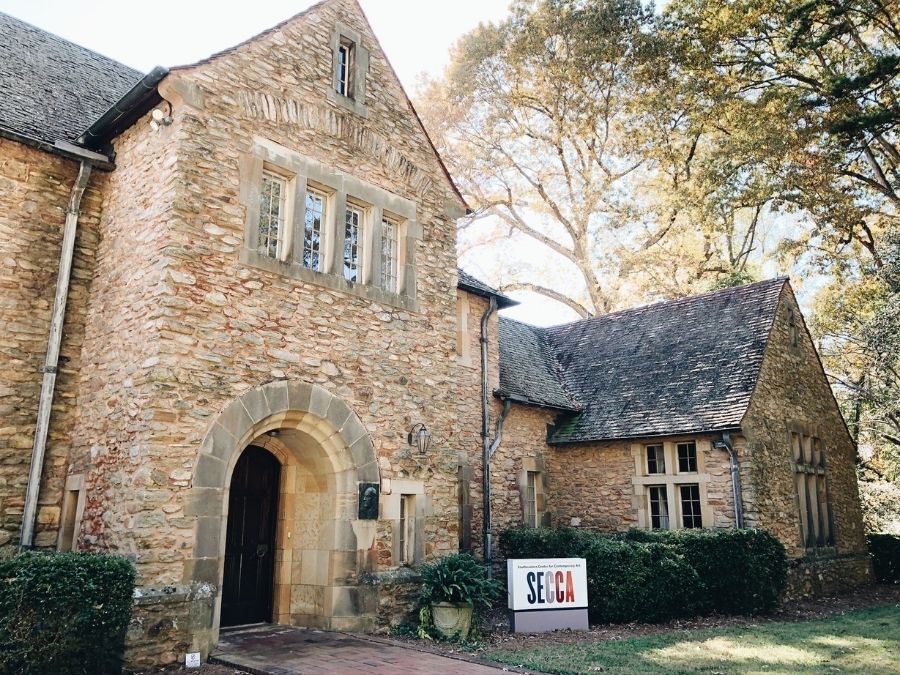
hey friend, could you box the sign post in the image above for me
[506,558,589,632]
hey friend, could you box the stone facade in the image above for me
[0,137,103,550]
[0,0,871,669]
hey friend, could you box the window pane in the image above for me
[649,486,669,529]
[677,442,697,473]
[525,471,538,527]
[258,172,286,259]
[337,45,348,95]
[381,218,398,292]
[304,190,324,271]
[344,206,362,283]
[399,496,406,563]
[680,484,702,528]
[647,444,665,474]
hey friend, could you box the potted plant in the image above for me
[417,553,501,640]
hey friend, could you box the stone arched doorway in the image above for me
[186,381,380,653]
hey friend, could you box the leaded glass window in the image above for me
[649,486,669,529]
[524,471,538,527]
[647,444,665,474]
[381,217,398,292]
[303,189,325,271]
[257,171,287,259]
[343,205,362,282]
[680,484,702,528]
[677,442,698,473]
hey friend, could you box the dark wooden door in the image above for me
[221,445,280,627]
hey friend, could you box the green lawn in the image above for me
[486,605,900,674]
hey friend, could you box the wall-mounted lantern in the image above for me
[407,423,431,456]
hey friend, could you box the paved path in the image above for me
[211,624,516,674]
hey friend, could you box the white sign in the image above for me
[507,558,588,611]
[185,652,201,668]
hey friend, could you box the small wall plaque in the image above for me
[358,482,379,520]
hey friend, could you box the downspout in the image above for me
[19,160,93,549]
[717,432,745,529]
[480,296,497,577]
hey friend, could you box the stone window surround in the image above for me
[456,291,473,367]
[57,473,86,552]
[328,22,369,117]
[239,136,422,311]
[631,439,714,530]
[517,457,547,527]
[789,423,835,552]
[380,478,427,566]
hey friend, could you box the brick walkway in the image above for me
[210,624,515,674]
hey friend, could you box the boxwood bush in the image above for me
[500,527,787,623]
[0,552,136,675]
[867,533,900,582]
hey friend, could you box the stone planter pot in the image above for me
[430,601,473,639]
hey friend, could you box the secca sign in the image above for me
[507,558,588,611]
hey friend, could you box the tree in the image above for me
[665,0,900,272]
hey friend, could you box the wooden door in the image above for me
[221,445,280,627]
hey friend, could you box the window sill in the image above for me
[240,248,418,312]
[326,89,368,118]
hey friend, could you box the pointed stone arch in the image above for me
[184,380,380,653]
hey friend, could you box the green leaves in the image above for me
[417,553,502,610]
[499,527,788,623]
[0,552,136,675]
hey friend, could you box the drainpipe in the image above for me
[480,296,497,577]
[715,432,745,529]
[19,160,93,550]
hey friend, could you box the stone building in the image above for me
[0,0,869,668]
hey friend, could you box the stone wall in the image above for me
[54,0,473,664]
[0,137,103,552]
[741,285,868,561]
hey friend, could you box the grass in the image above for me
[485,604,900,674]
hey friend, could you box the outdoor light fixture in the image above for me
[407,423,431,455]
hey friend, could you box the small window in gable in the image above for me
[258,171,291,261]
[343,203,364,283]
[787,307,799,348]
[337,39,355,98]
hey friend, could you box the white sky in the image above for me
[0,0,513,89]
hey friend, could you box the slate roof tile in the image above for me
[0,12,143,144]
[457,268,517,308]
[499,278,787,443]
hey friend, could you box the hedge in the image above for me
[499,527,787,624]
[867,533,900,582]
[0,552,136,675]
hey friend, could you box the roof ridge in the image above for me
[545,277,789,334]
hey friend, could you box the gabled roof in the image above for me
[499,278,788,444]
[0,12,143,144]
[499,318,580,411]
[457,269,518,309]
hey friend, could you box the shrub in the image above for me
[0,551,136,675]
[499,527,788,623]
[868,533,900,582]
[418,552,502,610]
[622,528,788,614]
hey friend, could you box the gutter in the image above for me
[714,432,745,529]
[0,126,114,170]
[20,160,94,549]
[480,296,497,578]
[76,66,169,149]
